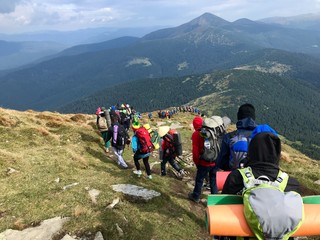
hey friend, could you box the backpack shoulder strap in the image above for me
[238,167,255,189]
[275,170,289,191]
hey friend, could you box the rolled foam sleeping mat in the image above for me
[206,195,320,237]
[216,171,231,191]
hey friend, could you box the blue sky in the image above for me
[0,0,320,33]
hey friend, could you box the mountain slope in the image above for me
[0,107,319,239]
[259,13,320,31]
[0,40,66,70]
[52,36,140,57]
[1,13,320,111]
[59,69,320,160]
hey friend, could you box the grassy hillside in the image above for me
[0,108,319,239]
[60,69,320,160]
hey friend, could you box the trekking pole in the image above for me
[176,156,189,165]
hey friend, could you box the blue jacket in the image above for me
[216,117,256,171]
[131,134,150,158]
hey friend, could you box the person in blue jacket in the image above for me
[131,122,152,179]
[216,103,257,171]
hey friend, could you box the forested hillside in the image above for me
[59,69,320,160]
[1,13,320,111]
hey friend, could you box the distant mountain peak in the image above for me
[188,12,230,27]
[142,12,230,41]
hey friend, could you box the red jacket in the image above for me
[191,116,216,167]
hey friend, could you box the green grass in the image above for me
[0,108,319,239]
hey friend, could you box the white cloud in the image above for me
[0,0,320,33]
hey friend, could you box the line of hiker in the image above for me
[157,106,202,119]
[97,103,303,239]
[96,104,135,168]
[96,104,188,178]
[96,103,305,239]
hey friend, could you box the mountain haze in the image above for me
[1,13,320,111]
[259,13,320,31]
[0,40,66,70]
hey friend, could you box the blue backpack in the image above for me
[228,129,252,170]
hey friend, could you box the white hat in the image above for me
[158,126,170,137]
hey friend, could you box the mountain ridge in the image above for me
[1,13,320,111]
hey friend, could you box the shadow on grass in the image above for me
[80,132,101,144]
[95,173,206,239]
[98,188,206,239]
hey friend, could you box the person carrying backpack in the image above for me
[216,103,257,171]
[188,116,225,203]
[131,121,153,179]
[222,125,302,240]
[106,114,130,169]
[96,107,111,153]
[158,126,185,178]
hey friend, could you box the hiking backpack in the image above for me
[239,167,304,240]
[199,116,225,162]
[149,129,160,150]
[135,127,154,154]
[228,129,252,170]
[143,122,159,150]
[97,115,108,130]
[103,109,112,128]
[163,129,183,156]
[114,123,128,149]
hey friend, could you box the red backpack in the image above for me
[163,129,183,156]
[135,127,154,154]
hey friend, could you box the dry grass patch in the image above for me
[0,115,18,127]
[70,114,88,123]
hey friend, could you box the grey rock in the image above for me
[61,234,77,240]
[0,217,69,240]
[88,189,100,204]
[94,231,104,240]
[112,184,161,202]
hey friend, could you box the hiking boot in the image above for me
[105,148,109,153]
[147,175,152,180]
[188,192,200,203]
[133,170,142,177]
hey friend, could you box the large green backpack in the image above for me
[238,167,304,240]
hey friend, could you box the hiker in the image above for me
[221,125,302,240]
[216,103,257,171]
[158,126,185,177]
[106,114,130,169]
[188,116,222,203]
[131,121,153,179]
[222,124,300,194]
[96,107,111,153]
[148,112,152,120]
